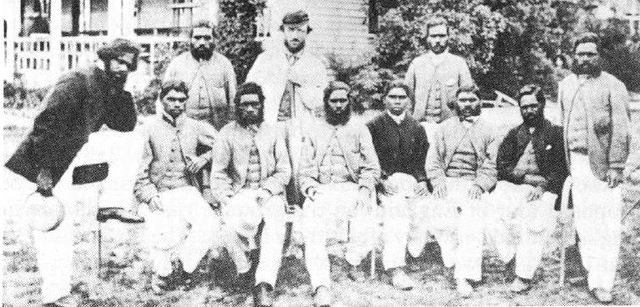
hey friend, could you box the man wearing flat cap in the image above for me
[246,9,328,214]
[5,38,143,307]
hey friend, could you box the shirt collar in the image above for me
[161,111,186,128]
[285,48,305,64]
[386,110,406,125]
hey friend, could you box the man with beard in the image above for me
[405,17,473,136]
[210,82,291,307]
[485,84,567,293]
[425,84,498,297]
[299,81,380,306]
[165,20,237,130]
[557,32,630,303]
[134,79,220,295]
[246,10,328,213]
[5,38,142,307]
[366,80,429,290]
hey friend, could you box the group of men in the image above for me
[5,8,631,307]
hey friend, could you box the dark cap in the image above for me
[282,10,310,26]
[96,38,140,71]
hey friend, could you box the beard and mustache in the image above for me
[428,41,447,54]
[104,63,128,89]
[237,107,264,127]
[191,43,214,61]
[325,102,351,126]
[285,40,305,54]
[522,111,544,127]
[572,60,602,76]
[455,104,481,119]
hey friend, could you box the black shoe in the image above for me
[97,207,144,223]
[253,282,273,307]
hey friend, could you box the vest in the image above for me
[513,140,541,176]
[446,132,478,179]
[244,140,262,189]
[567,88,589,153]
[318,133,351,184]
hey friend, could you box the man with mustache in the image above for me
[366,80,429,290]
[485,84,567,293]
[246,10,328,213]
[299,81,380,306]
[405,17,473,135]
[210,82,291,307]
[134,79,220,295]
[557,32,630,303]
[5,38,142,307]
[425,84,498,297]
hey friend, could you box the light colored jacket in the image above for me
[246,47,328,124]
[426,117,498,192]
[164,51,237,129]
[558,72,631,180]
[210,121,291,199]
[405,51,473,123]
[134,114,217,203]
[299,119,381,195]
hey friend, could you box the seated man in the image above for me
[210,82,291,307]
[299,81,380,306]
[486,84,567,292]
[134,79,220,294]
[425,84,498,297]
[366,80,429,290]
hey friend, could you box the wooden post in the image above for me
[122,0,136,37]
[50,0,62,74]
[107,0,122,37]
[80,0,92,33]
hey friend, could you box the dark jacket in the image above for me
[5,65,137,186]
[497,119,568,195]
[367,112,428,182]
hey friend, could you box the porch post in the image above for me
[209,0,219,25]
[122,0,136,36]
[50,0,62,73]
[80,0,92,32]
[5,0,20,79]
[108,0,123,37]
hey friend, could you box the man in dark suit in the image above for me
[486,84,568,293]
[5,38,142,307]
[366,80,429,290]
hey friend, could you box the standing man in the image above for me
[486,84,568,293]
[164,20,237,131]
[405,16,473,136]
[558,32,630,303]
[299,81,380,306]
[134,80,220,295]
[5,38,142,307]
[210,82,291,307]
[246,10,328,209]
[425,85,498,297]
[366,80,429,290]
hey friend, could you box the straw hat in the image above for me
[25,192,65,232]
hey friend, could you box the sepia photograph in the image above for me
[2,0,640,306]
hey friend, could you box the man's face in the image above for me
[106,53,134,87]
[238,94,263,125]
[161,90,187,119]
[328,89,349,114]
[384,87,410,116]
[519,94,544,127]
[190,27,214,60]
[283,23,308,54]
[426,24,448,54]
[573,42,600,75]
[455,91,481,119]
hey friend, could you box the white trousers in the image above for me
[33,129,143,303]
[380,192,429,270]
[221,190,287,286]
[485,181,556,279]
[570,153,622,291]
[427,177,486,281]
[141,186,220,277]
[301,182,376,290]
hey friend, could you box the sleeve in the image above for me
[105,91,137,132]
[425,125,447,187]
[546,126,569,194]
[608,80,631,170]
[474,129,499,192]
[405,60,417,106]
[224,58,237,122]
[299,132,320,196]
[210,130,234,199]
[458,58,474,87]
[29,73,86,168]
[262,128,292,195]
[196,121,217,162]
[357,126,381,192]
[412,125,429,182]
[133,127,159,204]
[496,128,523,184]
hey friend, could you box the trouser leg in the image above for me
[382,195,410,269]
[407,197,430,258]
[302,198,331,290]
[455,204,484,281]
[254,196,287,286]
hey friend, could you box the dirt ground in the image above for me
[4,109,640,306]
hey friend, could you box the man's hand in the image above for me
[414,181,429,197]
[467,185,483,200]
[306,187,320,202]
[526,186,544,202]
[36,168,53,194]
[433,183,447,199]
[382,179,399,195]
[218,195,232,209]
[357,187,373,211]
[186,155,208,174]
[523,174,548,187]
[256,189,272,204]
[606,169,624,188]
[512,167,526,180]
[148,196,163,212]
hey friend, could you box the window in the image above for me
[170,0,196,28]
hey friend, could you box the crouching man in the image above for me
[210,82,291,307]
[486,84,567,292]
[299,81,380,306]
[425,84,498,297]
[366,80,429,290]
[134,80,220,294]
